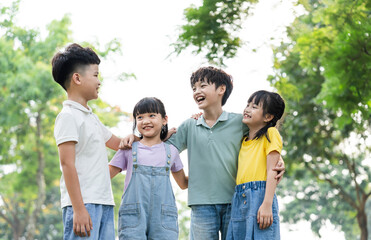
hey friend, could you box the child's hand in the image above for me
[191,112,203,120]
[257,202,273,229]
[273,157,285,184]
[119,134,135,149]
[73,207,93,237]
[164,127,177,141]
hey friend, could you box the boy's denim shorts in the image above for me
[226,181,280,240]
[190,204,231,240]
[62,203,115,240]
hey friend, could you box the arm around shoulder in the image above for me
[106,134,121,151]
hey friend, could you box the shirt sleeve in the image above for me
[54,112,79,146]
[170,145,184,172]
[109,150,129,171]
[265,127,283,155]
[166,119,190,153]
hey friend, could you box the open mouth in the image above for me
[196,96,205,103]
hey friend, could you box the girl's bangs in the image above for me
[133,98,161,116]
[248,91,265,106]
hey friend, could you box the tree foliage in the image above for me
[269,1,371,239]
[173,0,258,65]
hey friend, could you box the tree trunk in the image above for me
[357,203,368,240]
[26,113,46,239]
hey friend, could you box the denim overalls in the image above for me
[118,142,179,240]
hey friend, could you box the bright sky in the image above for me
[11,0,346,239]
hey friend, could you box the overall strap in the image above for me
[164,143,171,172]
[132,141,138,170]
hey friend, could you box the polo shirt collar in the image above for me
[196,111,229,127]
[63,100,92,113]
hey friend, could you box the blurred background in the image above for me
[0,0,370,239]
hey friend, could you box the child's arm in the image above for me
[109,165,122,179]
[257,151,280,230]
[58,141,92,237]
[172,169,188,190]
[106,134,121,151]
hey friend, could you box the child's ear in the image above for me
[218,84,226,95]
[163,115,168,125]
[71,73,82,86]
[264,114,274,123]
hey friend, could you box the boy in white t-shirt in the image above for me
[52,43,121,239]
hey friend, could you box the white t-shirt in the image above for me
[54,100,114,208]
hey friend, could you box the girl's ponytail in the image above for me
[160,124,168,141]
[253,117,277,142]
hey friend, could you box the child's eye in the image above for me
[150,114,156,117]
[137,116,142,120]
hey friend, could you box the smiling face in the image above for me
[192,79,225,110]
[136,112,167,140]
[78,64,101,101]
[242,99,272,129]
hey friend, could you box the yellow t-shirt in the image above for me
[236,127,282,185]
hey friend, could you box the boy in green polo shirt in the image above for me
[121,66,284,240]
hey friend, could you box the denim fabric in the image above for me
[62,204,115,240]
[118,142,178,240]
[190,204,231,240]
[226,181,280,240]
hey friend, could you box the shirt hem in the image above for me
[61,201,115,209]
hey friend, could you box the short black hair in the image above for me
[190,66,233,106]
[51,43,100,91]
[133,97,168,141]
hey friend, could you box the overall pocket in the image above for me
[118,203,141,229]
[161,204,178,232]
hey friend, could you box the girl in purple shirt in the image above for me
[109,97,188,240]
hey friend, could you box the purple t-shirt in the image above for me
[109,141,184,194]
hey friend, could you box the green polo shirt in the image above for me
[167,111,249,206]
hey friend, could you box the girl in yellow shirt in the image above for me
[226,90,285,240]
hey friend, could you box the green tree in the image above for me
[0,1,125,239]
[176,0,371,239]
[173,0,258,65]
[268,1,370,239]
